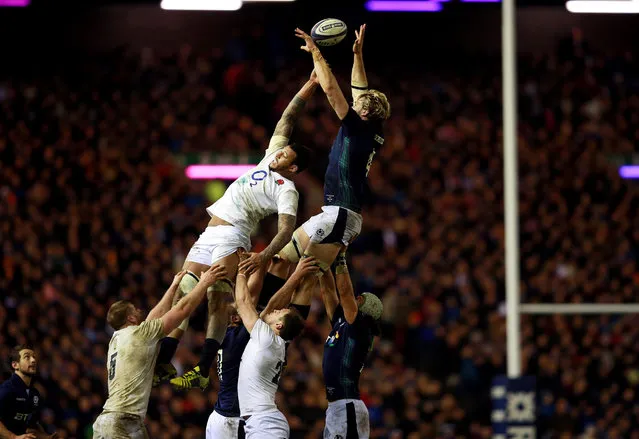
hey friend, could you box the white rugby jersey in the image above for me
[237,319,287,416]
[207,136,299,237]
[102,319,164,417]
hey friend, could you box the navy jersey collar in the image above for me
[11,373,32,391]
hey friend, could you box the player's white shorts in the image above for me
[93,411,149,439]
[324,399,370,439]
[243,410,289,439]
[206,410,244,439]
[186,225,251,266]
[302,206,362,246]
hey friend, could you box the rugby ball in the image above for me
[311,18,347,47]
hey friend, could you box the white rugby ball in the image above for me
[311,18,347,47]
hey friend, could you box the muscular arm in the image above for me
[146,276,181,321]
[335,266,358,324]
[319,270,339,322]
[272,80,318,142]
[260,214,296,261]
[351,24,369,102]
[258,257,318,318]
[235,273,259,333]
[247,263,269,306]
[309,47,350,120]
[258,275,300,319]
[160,266,226,335]
[352,54,367,94]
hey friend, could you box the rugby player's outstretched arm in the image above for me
[272,76,318,142]
[146,271,186,321]
[160,265,227,335]
[319,270,339,322]
[239,214,297,276]
[295,28,349,120]
[235,270,259,333]
[351,24,369,101]
[335,262,358,324]
[259,257,319,318]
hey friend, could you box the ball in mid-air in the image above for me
[311,18,347,47]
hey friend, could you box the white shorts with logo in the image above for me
[93,411,149,439]
[206,410,244,439]
[302,206,363,247]
[324,399,370,439]
[186,225,251,266]
[243,410,289,439]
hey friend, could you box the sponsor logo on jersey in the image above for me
[276,179,285,185]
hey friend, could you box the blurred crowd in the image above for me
[1,27,639,439]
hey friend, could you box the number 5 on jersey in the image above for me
[108,352,117,380]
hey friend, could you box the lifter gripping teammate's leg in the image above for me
[154,252,239,388]
[281,228,341,316]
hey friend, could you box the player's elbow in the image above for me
[236,298,254,319]
[324,82,338,93]
[162,309,189,334]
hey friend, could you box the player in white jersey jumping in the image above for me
[92,265,226,439]
[159,72,320,390]
[233,255,314,439]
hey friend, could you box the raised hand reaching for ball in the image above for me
[295,28,319,53]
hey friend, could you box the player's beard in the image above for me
[22,367,36,377]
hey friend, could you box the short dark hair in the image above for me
[9,345,34,369]
[290,143,312,174]
[278,308,305,341]
[107,300,133,330]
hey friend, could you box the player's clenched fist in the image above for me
[200,264,228,286]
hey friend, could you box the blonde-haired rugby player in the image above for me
[278,25,391,302]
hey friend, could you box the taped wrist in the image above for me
[334,252,348,274]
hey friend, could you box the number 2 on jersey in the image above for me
[271,361,284,384]
[250,170,267,187]
[108,352,117,380]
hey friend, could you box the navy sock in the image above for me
[157,337,179,365]
[197,338,221,378]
